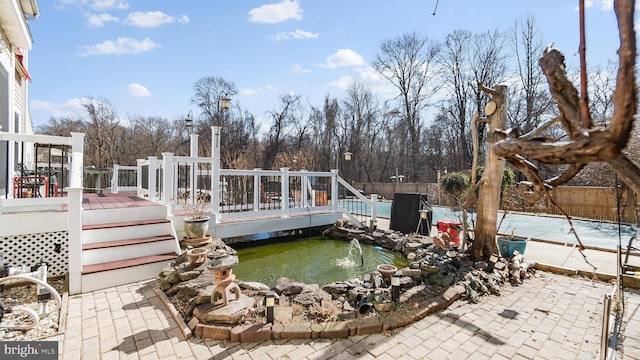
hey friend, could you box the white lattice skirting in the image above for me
[1,231,69,277]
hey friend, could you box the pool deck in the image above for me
[38,219,640,359]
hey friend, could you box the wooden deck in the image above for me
[81,193,162,210]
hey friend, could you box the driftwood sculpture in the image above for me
[492,0,638,204]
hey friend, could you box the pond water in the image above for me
[230,237,408,288]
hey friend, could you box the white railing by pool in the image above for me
[111,128,377,227]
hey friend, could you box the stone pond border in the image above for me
[153,282,466,342]
[153,259,637,343]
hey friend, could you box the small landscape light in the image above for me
[391,273,401,302]
[370,219,377,230]
[447,246,458,258]
[266,290,275,324]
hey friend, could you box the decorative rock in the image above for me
[207,255,239,271]
[401,268,422,278]
[177,270,201,282]
[322,282,350,295]
[275,277,305,296]
[239,281,270,293]
[274,306,293,323]
[193,294,255,324]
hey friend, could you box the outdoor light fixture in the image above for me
[419,209,428,219]
[266,290,275,323]
[220,95,231,110]
[185,110,193,133]
[447,246,458,258]
[335,150,352,172]
[391,274,401,302]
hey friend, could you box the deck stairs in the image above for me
[80,203,179,292]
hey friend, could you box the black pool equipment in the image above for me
[389,193,433,236]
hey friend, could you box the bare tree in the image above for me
[83,97,121,168]
[372,31,440,181]
[263,93,303,169]
[36,117,87,136]
[492,0,639,230]
[191,76,238,128]
[508,15,555,134]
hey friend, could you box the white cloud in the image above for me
[128,83,151,97]
[79,37,160,56]
[248,0,303,24]
[85,13,119,27]
[91,0,129,10]
[31,97,131,126]
[270,29,319,41]
[240,85,277,96]
[326,67,395,97]
[316,49,366,69]
[55,0,88,8]
[124,11,189,28]
[580,0,613,10]
[291,63,311,73]
[30,98,88,119]
[240,88,258,96]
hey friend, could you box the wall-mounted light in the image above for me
[265,290,275,323]
[391,274,401,302]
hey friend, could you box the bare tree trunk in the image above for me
[473,84,508,260]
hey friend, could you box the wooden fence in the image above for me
[354,182,639,223]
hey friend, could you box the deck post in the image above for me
[253,169,261,211]
[371,194,378,226]
[189,134,198,206]
[161,153,174,211]
[68,132,85,295]
[189,133,198,157]
[281,168,290,218]
[112,164,120,193]
[211,126,221,223]
[136,159,144,198]
[301,170,309,208]
[331,169,339,213]
[148,156,158,202]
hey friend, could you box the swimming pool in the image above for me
[341,200,636,250]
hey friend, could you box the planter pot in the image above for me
[184,216,210,239]
[496,236,527,259]
[377,264,398,281]
[186,248,208,265]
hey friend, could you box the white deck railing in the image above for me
[111,127,377,227]
[0,131,85,294]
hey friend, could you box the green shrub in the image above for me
[440,172,471,196]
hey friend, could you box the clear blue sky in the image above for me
[27,0,624,131]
